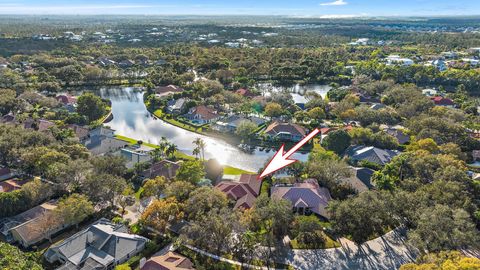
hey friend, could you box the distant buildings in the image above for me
[386,55,414,66]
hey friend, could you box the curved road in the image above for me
[284,228,418,270]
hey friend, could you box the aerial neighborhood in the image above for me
[0,11,480,270]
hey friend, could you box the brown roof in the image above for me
[264,121,306,137]
[188,105,219,120]
[56,94,77,105]
[38,119,55,132]
[142,160,181,179]
[155,85,184,96]
[215,174,260,210]
[271,179,332,218]
[0,179,29,193]
[66,124,89,140]
[235,88,255,97]
[141,251,195,270]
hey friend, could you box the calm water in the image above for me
[257,83,332,104]
[97,87,311,172]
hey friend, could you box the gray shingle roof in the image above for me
[345,145,399,165]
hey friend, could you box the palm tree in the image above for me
[193,137,206,160]
[165,143,178,159]
[149,148,163,162]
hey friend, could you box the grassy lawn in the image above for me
[290,231,341,249]
[223,166,255,175]
[153,109,205,134]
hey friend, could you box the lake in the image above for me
[95,87,313,172]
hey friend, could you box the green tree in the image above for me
[175,160,205,184]
[0,242,43,270]
[76,92,106,122]
[55,193,94,228]
[185,186,228,221]
[264,102,283,118]
[0,88,17,115]
[322,129,351,155]
[142,176,167,199]
[235,120,258,140]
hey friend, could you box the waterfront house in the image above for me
[0,201,67,247]
[44,218,148,269]
[184,105,220,124]
[166,98,188,115]
[121,145,154,168]
[82,127,128,156]
[212,115,255,133]
[215,174,261,210]
[66,124,90,141]
[141,251,195,270]
[141,160,182,180]
[270,179,332,219]
[339,167,375,193]
[345,145,399,166]
[264,121,307,142]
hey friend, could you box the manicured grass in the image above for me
[223,166,255,175]
[290,232,341,249]
[153,109,205,133]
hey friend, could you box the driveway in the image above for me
[284,228,418,270]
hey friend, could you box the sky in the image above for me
[0,0,479,17]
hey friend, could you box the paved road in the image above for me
[284,228,418,270]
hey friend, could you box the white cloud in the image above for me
[320,0,348,6]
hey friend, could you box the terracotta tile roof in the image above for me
[141,251,195,270]
[264,121,306,137]
[215,174,260,210]
[430,96,455,106]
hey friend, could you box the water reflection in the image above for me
[96,87,309,172]
[256,83,332,104]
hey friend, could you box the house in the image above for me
[0,167,16,181]
[155,85,184,97]
[215,174,261,210]
[121,145,154,168]
[264,121,307,142]
[141,160,182,180]
[97,57,116,67]
[82,127,128,155]
[270,179,332,219]
[212,115,254,133]
[0,201,67,247]
[235,88,255,97]
[38,119,55,132]
[119,59,135,68]
[430,96,455,107]
[0,113,16,124]
[166,98,188,115]
[141,251,195,270]
[422,88,438,97]
[354,92,381,104]
[44,218,149,269]
[339,167,375,193]
[0,178,29,193]
[384,127,410,145]
[66,124,90,141]
[386,55,414,66]
[56,94,77,106]
[184,105,220,124]
[345,145,399,166]
[432,59,447,71]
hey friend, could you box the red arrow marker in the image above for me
[258,128,320,179]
